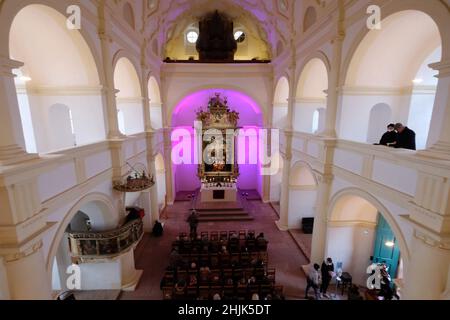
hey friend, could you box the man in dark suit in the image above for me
[378,123,397,147]
[394,123,416,150]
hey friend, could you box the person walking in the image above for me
[187,209,199,238]
[320,257,335,298]
[305,263,321,300]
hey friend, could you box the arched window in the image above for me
[123,2,135,30]
[367,103,392,144]
[303,6,317,32]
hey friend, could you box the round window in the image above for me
[186,31,199,44]
[234,30,246,43]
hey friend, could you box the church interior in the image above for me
[0,0,450,301]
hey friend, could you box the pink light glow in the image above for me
[172,89,262,127]
[171,88,264,193]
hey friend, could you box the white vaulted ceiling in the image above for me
[144,0,296,59]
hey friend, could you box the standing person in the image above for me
[320,258,335,298]
[394,123,416,150]
[305,263,321,300]
[187,209,199,238]
[378,123,398,147]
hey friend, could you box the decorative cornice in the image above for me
[414,229,450,250]
[429,61,450,78]
[339,85,436,96]
[0,56,24,77]
[1,240,43,263]
[16,85,104,96]
[116,97,145,104]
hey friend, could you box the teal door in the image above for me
[372,214,401,279]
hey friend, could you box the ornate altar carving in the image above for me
[113,162,155,192]
[196,93,240,186]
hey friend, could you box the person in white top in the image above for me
[305,263,321,300]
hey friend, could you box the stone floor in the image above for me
[119,198,311,300]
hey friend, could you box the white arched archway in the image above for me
[114,57,144,135]
[367,103,392,144]
[295,58,328,133]
[340,10,442,148]
[325,188,410,287]
[287,161,318,229]
[273,77,289,128]
[155,153,167,212]
[148,76,163,129]
[9,4,106,153]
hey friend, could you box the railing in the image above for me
[68,218,144,263]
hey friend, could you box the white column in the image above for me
[163,128,174,205]
[0,256,10,300]
[309,174,333,264]
[4,241,52,300]
[0,56,37,165]
[98,3,123,139]
[402,231,450,300]
[422,61,450,159]
[321,4,344,138]
[276,131,292,231]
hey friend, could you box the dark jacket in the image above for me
[321,261,335,281]
[379,131,397,146]
[396,127,416,150]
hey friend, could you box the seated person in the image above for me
[246,232,255,240]
[189,275,197,287]
[213,293,222,300]
[199,266,211,283]
[152,220,163,237]
[256,232,265,240]
[348,284,363,300]
[377,123,397,147]
[248,276,257,285]
[169,248,182,268]
[175,279,186,293]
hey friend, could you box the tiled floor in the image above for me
[119,198,310,300]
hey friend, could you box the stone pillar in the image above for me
[402,230,450,300]
[321,3,345,138]
[98,3,123,139]
[0,256,10,300]
[0,56,37,165]
[3,241,52,300]
[421,61,450,159]
[163,128,174,205]
[309,174,333,264]
[276,131,292,231]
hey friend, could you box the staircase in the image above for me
[193,190,254,222]
[196,207,253,222]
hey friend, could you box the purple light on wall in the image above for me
[171,88,264,193]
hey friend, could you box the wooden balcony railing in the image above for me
[68,218,144,263]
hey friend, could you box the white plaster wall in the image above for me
[272,104,288,128]
[338,94,409,143]
[38,161,78,202]
[407,92,435,150]
[25,94,105,153]
[326,225,375,287]
[150,104,163,129]
[288,188,317,229]
[0,257,10,300]
[85,151,112,179]
[372,159,417,196]
[117,102,145,135]
[79,261,121,290]
[293,102,326,133]
[333,149,364,175]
